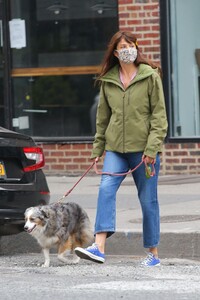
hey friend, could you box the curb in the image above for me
[106,232,200,261]
[1,231,200,261]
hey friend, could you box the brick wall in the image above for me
[40,142,200,175]
[41,143,93,175]
[162,143,200,174]
[39,0,200,176]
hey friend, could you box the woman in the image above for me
[75,31,168,266]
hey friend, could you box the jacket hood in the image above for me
[100,63,156,87]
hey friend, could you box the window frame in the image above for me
[160,0,200,143]
[1,0,119,142]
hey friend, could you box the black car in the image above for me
[0,127,50,235]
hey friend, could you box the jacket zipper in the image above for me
[123,92,125,152]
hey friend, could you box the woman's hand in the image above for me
[94,157,100,163]
[142,155,155,164]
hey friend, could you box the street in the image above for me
[0,254,200,300]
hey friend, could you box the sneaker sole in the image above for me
[75,248,105,264]
[140,262,161,267]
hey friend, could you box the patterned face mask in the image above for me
[116,47,138,64]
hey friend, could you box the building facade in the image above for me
[0,0,200,175]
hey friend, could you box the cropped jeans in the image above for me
[94,151,160,248]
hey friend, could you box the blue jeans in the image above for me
[94,151,160,248]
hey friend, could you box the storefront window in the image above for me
[10,0,118,68]
[9,0,118,138]
[169,0,200,138]
[12,74,99,137]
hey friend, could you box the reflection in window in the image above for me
[9,0,118,138]
[10,0,118,68]
[12,75,99,137]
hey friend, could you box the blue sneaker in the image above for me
[140,253,160,267]
[75,243,105,264]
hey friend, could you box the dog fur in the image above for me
[24,202,93,267]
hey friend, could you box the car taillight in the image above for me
[23,147,45,172]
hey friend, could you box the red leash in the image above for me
[56,158,155,203]
[57,162,95,203]
[93,160,144,176]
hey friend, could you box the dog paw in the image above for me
[41,263,50,268]
[58,254,79,265]
[71,257,80,264]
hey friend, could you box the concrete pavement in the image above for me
[1,174,200,260]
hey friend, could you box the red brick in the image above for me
[81,151,92,156]
[57,144,72,150]
[166,159,180,163]
[119,20,126,26]
[152,11,159,17]
[45,158,57,163]
[181,143,196,149]
[127,20,142,25]
[144,33,159,38]
[43,150,50,157]
[58,158,72,163]
[119,0,133,4]
[138,40,152,46]
[126,5,142,11]
[144,19,160,25]
[73,158,87,163]
[143,4,158,10]
[65,151,79,156]
[119,13,130,18]
[72,144,87,150]
[181,158,196,163]
[165,144,180,149]
[152,25,160,31]
[190,151,200,156]
[51,165,64,170]
[173,151,188,156]
[50,151,64,157]
[135,26,151,32]
[42,144,57,150]
[145,47,160,52]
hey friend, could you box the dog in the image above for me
[24,202,93,267]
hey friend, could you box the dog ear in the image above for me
[39,207,50,219]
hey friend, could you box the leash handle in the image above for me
[144,160,155,178]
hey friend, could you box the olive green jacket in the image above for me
[91,63,168,159]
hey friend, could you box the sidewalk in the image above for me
[1,174,200,260]
[46,174,200,260]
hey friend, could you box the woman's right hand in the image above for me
[94,157,100,163]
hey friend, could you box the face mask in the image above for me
[116,47,138,64]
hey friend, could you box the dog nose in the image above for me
[24,226,28,232]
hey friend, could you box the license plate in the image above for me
[0,161,6,178]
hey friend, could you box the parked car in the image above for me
[0,126,50,235]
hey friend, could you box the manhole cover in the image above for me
[129,215,200,224]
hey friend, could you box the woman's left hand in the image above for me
[142,155,155,164]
